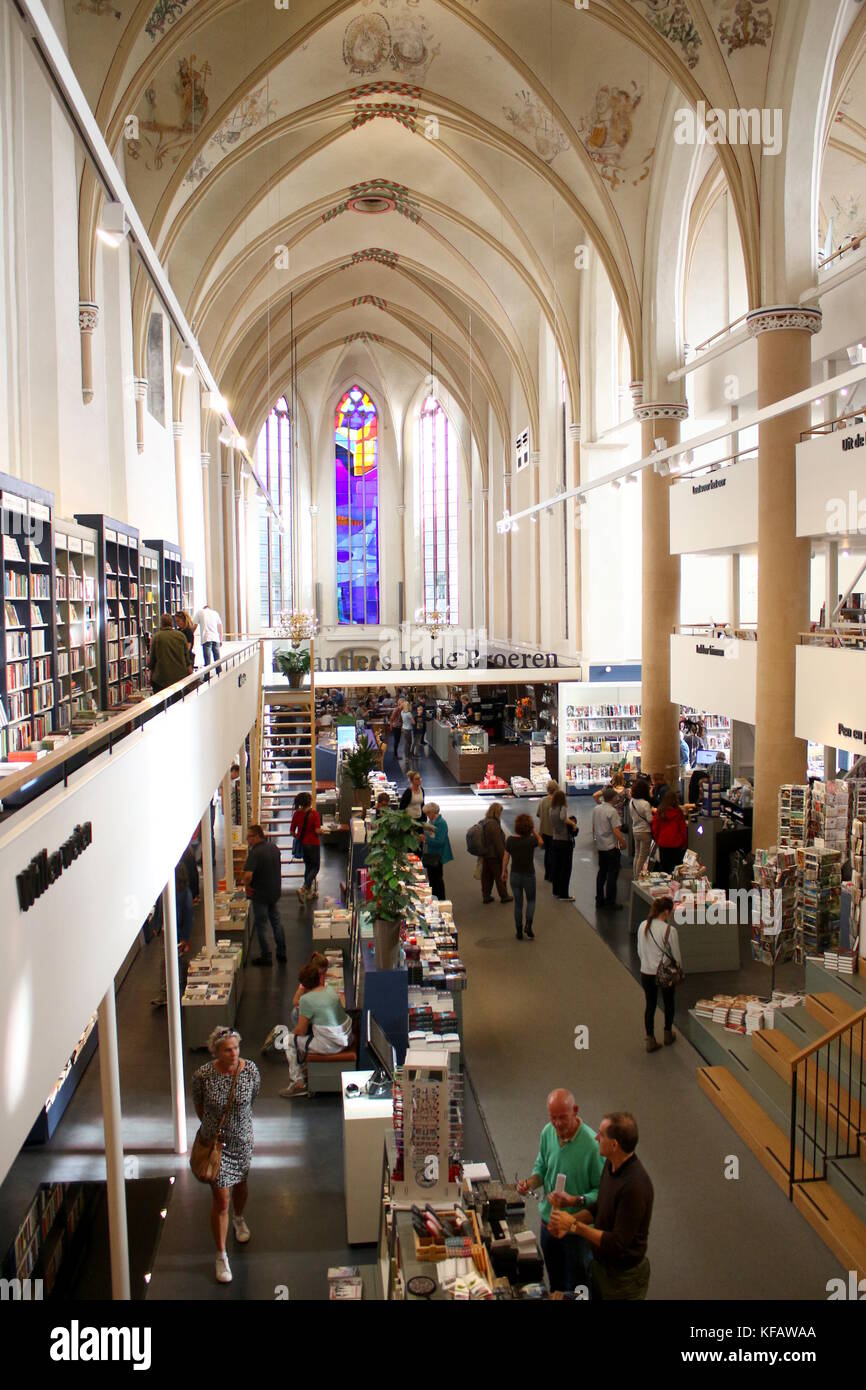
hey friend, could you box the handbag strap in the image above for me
[649,923,676,962]
[214,1060,241,1138]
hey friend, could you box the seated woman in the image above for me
[281,961,352,1099]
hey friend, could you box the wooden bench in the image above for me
[306,1011,360,1096]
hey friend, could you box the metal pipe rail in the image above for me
[800,407,866,440]
[788,1007,866,1201]
[676,624,758,640]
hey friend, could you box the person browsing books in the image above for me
[637,896,682,1051]
[243,825,287,967]
[592,786,627,909]
[628,777,654,880]
[148,612,191,693]
[420,802,453,901]
[651,791,689,873]
[281,961,353,1099]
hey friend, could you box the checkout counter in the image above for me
[429,718,557,786]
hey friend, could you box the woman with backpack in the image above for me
[470,803,512,904]
[636,896,683,1051]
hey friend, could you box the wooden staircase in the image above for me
[693,973,866,1279]
[258,692,316,885]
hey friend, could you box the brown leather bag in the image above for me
[189,1061,240,1184]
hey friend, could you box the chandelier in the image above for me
[276,609,319,648]
[415,606,449,642]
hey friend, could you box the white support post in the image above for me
[162,876,187,1155]
[824,539,839,780]
[97,984,131,1300]
[222,771,235,888]
[239,741,249,836]
[201,802,216,953]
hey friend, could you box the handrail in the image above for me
[676,623,758,640]
[0,639,261,808]
[788,1005,866,1066]
[800,407,866,440]
[690,312,749,357]
[818,235,862,271]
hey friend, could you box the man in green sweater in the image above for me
[517,1088,605,1294]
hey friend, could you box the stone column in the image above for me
[133,378,148,455]
[531,450,541,646]
[481,488,489,636]
[172,421,186,554]
[221,450,236,635]
[636,401,688,785]
[747,306,822,846]
[234,460,244,636]
[79,302,99,405]
[201,452,213,603]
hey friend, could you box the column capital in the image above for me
[200,451,210,469]
[396,503,406,516]
[172,420,184,440]
[634,401,689,422]
[481,489,489,499]
[530,450,541,468]
[629,380,644,409]
[133,377,148,401]
[79,301,99,334]
[568,422,581,443]
[746,305,822,338]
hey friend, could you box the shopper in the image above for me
[503,813,543,939]
[688,766,709,809]
[148,612,191,693]
[374,791,392,817]
[679,729,691,772]
[191,1027,261,1284]
[547,1111,654,1301]
[289,791,321,902]
[536,779,559,883]
[281,961,353,1098]
[649,771,669,808]
[478,802,512,904]
[243,824,287,966]
[420,802,453,899]
[413,699,428,750]
[193,600,223,666]
[516,1090,605,1295]
[399,770,425,820]
[175,610,196,671]
[651,791,689,873]
[150,859,194,1007]
[593,770,627,820]
[400,700,415,757]
[708,750,732,790]
[629,777,654,880]
[388,701,403,757]
[549,789,577,901]
[637,896,682,1051]
[592,786,626,909]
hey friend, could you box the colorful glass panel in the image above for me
[335,387,379,624]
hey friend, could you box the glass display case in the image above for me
[452,725,488,753]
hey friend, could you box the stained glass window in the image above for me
[335,386,379,625]
[418,396,458,624]
[254,396,292,627]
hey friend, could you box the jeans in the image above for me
[542,833,553,882]
[595,848,621,905]
[540,1222,590,1295]
[632,832,651,878]
[551,839,574,897]
[481,857,508,901]
[658,845,686,873]
[641,972,676,1035]
[510,871,536,934]
[302,844,320,890]
[202,641,220,666]
[252,897,286,958]
[392,727,402,756]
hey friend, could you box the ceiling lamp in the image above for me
[96,201,128,247]
[415,607,449,641]
[236,436,247,452]
[177,346,195,376]
[276,609,319,648]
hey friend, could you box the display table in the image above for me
[182,973,238,1049]
[628,881,741,972]
[342,1070,394,1244]
[687,818,752,888]
[429,720,557,786]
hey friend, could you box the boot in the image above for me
[664,1028,677,1046]
[645,1035,660,1053]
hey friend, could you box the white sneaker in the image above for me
[279,1080,308,1098]
[215,1252,232,1283]
[232,1216,251,1244]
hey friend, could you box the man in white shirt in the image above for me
[193,602,223,666]
[592,786,627,910]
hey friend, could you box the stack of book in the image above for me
[701,781,722,817]
[778,786,809,847]
[328,1266,363,1300]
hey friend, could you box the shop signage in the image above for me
[695,643,726,657]
[669,456,757,555]
[796,423,866,537]
[16,821,93,912]
[312,626,558,673]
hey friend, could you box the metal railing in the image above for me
[676,623,758,640]
[800,407,866,440]
[800,625,866,650]
[690,312,750,357]
[0,640,261,817]
[788,1006,866,1200]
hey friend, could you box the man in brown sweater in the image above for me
[148,612,192,693]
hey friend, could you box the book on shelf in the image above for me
[4,600,21,627]
[30,602,47,626]
[5,570,28,598]
[3,535,24,562]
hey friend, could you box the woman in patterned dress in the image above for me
[191,1026,261,1284]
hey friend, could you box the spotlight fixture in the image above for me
[626,472,638,485]
[653,436,667,452]
[611,478,622,491]
[530,513,538,524]
[177,346,195,376]
[218,427,233,445]
[203,391,227,413]
[97,200,128,247]
[236,436,247,452]
[510,520,519,533]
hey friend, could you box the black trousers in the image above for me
[542,833,553,881]
[392,727,401,756]
[426,861,445,899]
[658,845,685,873]
[641,972,676,1034]
[551,839,574,897]
[595,848,621,905]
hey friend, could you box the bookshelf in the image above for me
[558,681,642,792]
[75,515,141,709]
[144,537,183,617]
[2,1180,99,1296]
[182,559,194,616]
[139,544,160,674]
[679,705,732,759]
[0,472,57,758]
[53,518,99,731]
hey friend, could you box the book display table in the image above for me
[628,881,741,973]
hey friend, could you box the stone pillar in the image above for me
[133,378,148,455]
[747,306,822,847]
[636,402,688,785]
[824,539,838,780]
[481,488,489,636]
[79,302,99,405]
[221,450,236,635]
[201,453,213,603]
[172,421,186,554]
[234,459,244,636]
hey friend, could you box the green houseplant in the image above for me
[273,647,310,689]
[365,807,419,969]
[342,734,378,813]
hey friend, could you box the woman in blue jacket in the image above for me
[420,801,453,900]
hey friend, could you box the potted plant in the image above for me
[342,734,378,814]
[273,647,310,689]
[365,807,419,969]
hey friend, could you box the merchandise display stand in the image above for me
[558,680,641,793]
[342,1070,394,1245]
[628,880,741,971]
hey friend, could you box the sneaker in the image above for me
[215,1252,232,1283]
[645,1036,661,1054]
[526,929,535,940]
[150,996,167,1008]
[280,1081,308,1098]
[663,1029,677,1046]
[500,896,514,904]
[250,956,273,967]
[232,1216,251,1244]
[261,1026,279,1053]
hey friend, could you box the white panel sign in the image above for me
[796,424,866,538]
[795,644,866,752]
[669,458,758,555]
[670,634,757,723]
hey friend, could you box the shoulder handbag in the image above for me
[190,1062,241,1184]
[651,924,685,988]
[292,809,311,861]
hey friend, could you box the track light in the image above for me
[96,201,128,247]
[218,427,233,446]
[203,391,227,413]
[236,436,247,452]
[626,472,638,485]
[611,478,622,491]
[177,346,195,376]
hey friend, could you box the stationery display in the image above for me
[795,846,841,960]
[809,780,849,857]
[777,785,809,847]
[751,849,798,965]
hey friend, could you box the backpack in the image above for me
[466,821,487,857]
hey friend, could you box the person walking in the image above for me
[191,1027,261,1284]
[592,786,627,910]
[289,791,321,903]
[503,812,543,939]
[148,612,191,693]
[536,779,559,884]
[549,789,578,901]
[547,1111,654,1301]
[420,801,453,900]
[629,777,654,880]
[399,769,425,820]
[637,895,682,1051]
[651,790,689,873]
[243,824,287,966]
[389,700,404,758]
[193,600,223,666]
[516,1089,605,1295]
[479,802,512,904]
[400,700,415,757]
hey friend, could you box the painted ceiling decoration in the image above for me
[503,91,569,165]
[629,0,703,70]
[712,0,774,57]
[342,5,439,82]
[144,0,192,42]
[323,181,421,223]
[352,296,388,309]
[126,54,211,172]
[344,332,384,344]
[352,100,420,132]
[577,82,653,191]
[341,248,401,269]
